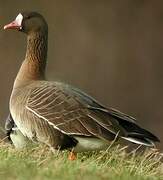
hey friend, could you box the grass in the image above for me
[0,142,162,180]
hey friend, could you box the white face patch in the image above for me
[15,13,23,29]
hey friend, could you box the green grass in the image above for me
[0,142,162,180]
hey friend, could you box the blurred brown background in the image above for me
[0,0,163,148]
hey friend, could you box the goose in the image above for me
[4,12,159,160]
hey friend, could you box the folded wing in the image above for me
[26,82,160,146]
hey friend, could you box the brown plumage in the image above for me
[4,12,160,153]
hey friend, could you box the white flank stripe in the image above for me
[26,105,89,136]
[26,105,67,134]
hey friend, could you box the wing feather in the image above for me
[26,82,117,140]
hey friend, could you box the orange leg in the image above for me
[68,151,77,161]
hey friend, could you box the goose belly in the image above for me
[73,136,109,152]
[10,128,30,148]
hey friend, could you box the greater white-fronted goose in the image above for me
[4,12,159,159]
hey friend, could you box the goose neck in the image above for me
[13,32,48,88]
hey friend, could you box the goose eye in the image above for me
[25,15,30,19]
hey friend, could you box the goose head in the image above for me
[4,12,48,35]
